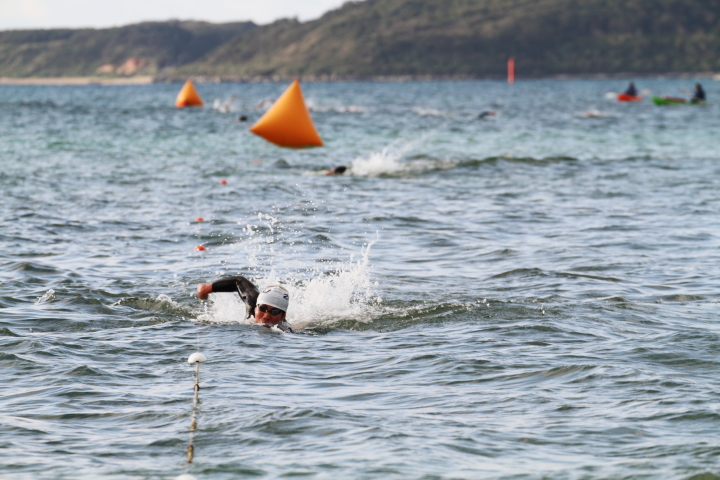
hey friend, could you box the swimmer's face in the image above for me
[255,304,286,325]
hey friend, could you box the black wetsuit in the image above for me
[692,86,706,103]
[210,276,294,333]
[625,85,637,96]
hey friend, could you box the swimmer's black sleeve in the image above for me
[277,320,295,333]
[211,276,259,319]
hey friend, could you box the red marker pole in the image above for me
[508,58,515,84]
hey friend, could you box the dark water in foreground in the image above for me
[1,79,720,479]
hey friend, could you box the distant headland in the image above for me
[1,0,719,81]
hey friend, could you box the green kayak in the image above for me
[652,96,705,106]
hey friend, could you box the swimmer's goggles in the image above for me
[258,305,284,315]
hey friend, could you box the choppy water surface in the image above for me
[2,79,720,479]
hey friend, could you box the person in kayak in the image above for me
[197,277,294,333]
[624,82,637,96]
[691,83,706,103]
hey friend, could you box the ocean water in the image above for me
[2,79,720,480]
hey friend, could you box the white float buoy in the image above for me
[184,351,206,466]
[175,474,198,480]
[187,352,207,364]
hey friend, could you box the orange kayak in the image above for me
[617,93,643,102]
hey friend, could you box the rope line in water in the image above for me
[185,352,207,468]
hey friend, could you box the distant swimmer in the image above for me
[691,83,706,103]
[197,277,294,333]
[478,111,496,119]
[326,165,347,175]
[624,82,637,96]
[238,115,248,122]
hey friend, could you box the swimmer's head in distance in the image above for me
[257,285,290,311]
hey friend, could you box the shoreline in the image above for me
[158,71,720,83]
[0,76,154,85]
[1,72,719,85]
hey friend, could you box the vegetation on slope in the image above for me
[0,21,255,77]
[1,0,719,79]
[174,0,720,78]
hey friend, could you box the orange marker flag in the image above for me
[250,79,323,148]
[508,58,515,84]
[175,79,203,108]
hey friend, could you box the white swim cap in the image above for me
[256,285,289,311]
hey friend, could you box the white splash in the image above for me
[347,140,454,177]
[412,107,452,117]
[35,289,55,305]
[284,239,378,329]
[155,294,178,306]
[348,148,409,177]
[306,98,366,113]
[255,98,275,111]
[212,95,238,113]
[198,238,380,330]
[197,287,249,325]
[578,109,612,118]
[175,474,198,480]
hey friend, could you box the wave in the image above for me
[111,294,194,317]
[0,327,21,337]
[347,149,416,177]
[303,137,688,179]
[338,152,581,178]
[576,109,614,119]
[0,100,58,109]
[313,152,687,179]
[412,107,453,117]
[306,98,366,113]
[35,289,55,305]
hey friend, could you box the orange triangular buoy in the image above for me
[175,79,203,108]
[250,79,323,148]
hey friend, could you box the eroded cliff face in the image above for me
[0,20,256,78]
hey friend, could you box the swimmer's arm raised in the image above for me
[197,276,260,320]
[197,282,214,300]
[197,276,257,299]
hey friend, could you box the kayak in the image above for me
[652,96,686,105]
[652,96,705,106]
[617,93,643,102]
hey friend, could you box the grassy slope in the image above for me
[1,0,719,78]
[0,21,256,77]
[176,0,720,77]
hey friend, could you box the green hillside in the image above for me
[0,21,255,77]
[1,0,720,79]
[173,0,720,78]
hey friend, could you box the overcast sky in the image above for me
[0,0,350,30]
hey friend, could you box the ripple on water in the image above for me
[2,80,720,478]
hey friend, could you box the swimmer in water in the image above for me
[478,111,496,119]
[197,277,294,333]
[326,165,347,175]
